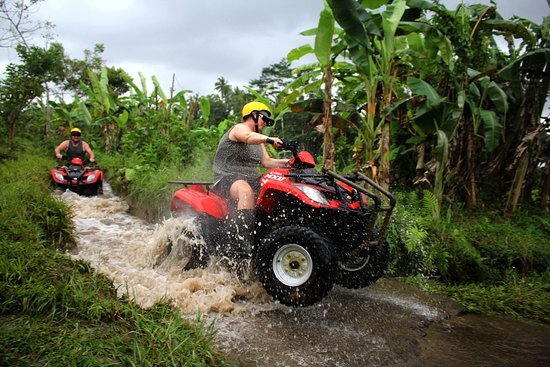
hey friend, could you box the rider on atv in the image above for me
[54,127,95,166]
[212,101,289,257]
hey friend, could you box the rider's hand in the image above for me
[272,137,283,148]
[56,153,62,159]
[89,158,95,163]
[266,137,283,148]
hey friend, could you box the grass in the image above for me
[387,191,550,323]
[0,148,235,367]
[406,271,550,323]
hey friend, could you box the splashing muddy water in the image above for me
[61,183,274,315]
[59,183,550,367]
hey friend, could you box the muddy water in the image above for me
[59,184,550,367]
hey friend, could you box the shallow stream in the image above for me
[59,184,550,367]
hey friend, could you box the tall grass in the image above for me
[0,149,234,366]
[98,146,216,221]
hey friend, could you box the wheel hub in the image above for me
[273,243,313,287]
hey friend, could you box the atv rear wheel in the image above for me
[254,225,335,307]
[335,237,389,289]
[165,225,209,271]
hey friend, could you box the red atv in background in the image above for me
[169,141,395,307]
[50,157,104,196]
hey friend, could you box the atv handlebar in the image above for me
[277,140,300,155]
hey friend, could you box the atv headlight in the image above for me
[294,184,330,206]
[54,172,65,181]
[86,173,97,183]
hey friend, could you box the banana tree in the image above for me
[79,67,127,152]
[326,0,406,189]
[499,46,550,214]
[402,0,549,214]
[316,6,337,169]
[282,4,339,169]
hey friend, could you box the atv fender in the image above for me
[257,178,338,212]
[170,185,228,219]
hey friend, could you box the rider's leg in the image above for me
[229,180,255,209]
[228,180,256,257]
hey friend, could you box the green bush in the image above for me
[386,191,549,284]
[98,143,216,221]
[0,153,75,250]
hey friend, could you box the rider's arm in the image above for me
[54,141,68,159]
[82,142,95,162]
[260,145,290,168]
[230,124,283,146]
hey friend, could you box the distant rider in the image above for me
[54,127,95,166]
[212,101,289,256]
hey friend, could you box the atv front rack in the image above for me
[324,169,396,246]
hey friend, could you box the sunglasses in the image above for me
[258,111,274,126]
[71,132,81,137]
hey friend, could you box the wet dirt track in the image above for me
[215,279,458,367]
[59,185,550,367]
[215,280,550,367]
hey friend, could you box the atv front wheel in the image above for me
[335,237,389,289]
[254,225,335,307]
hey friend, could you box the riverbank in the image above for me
[0,154,235,367]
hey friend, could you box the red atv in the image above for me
[169,142,395,307]
[50,157,104,196]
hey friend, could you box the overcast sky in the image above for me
[1,0,548,96]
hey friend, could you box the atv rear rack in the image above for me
[324,169,396,246]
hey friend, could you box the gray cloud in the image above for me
[1,0,547,95]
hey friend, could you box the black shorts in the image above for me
[212,174,261,199]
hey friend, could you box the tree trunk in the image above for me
[43,86,51,138]
[378,121,390,190]
[102,119,116,153]
[465,126,477,209]
[504,125,545,215]
[6,107,21,152]
[540,170,550,210]
[505,152,529,216]
[322,67,335,170]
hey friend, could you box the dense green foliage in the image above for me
[386,190,549,322]
[408,272,550,323]
[0,151,234,366]
[387,191,550,281]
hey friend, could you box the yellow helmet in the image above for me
[70,128,82,134]
[242,101,271,119]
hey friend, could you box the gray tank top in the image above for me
[213,128,262,186]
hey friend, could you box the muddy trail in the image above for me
[58,185,550,367]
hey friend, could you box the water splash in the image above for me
[59,184,272,315]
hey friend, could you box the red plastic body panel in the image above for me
[70,158,83,166]
[257,168,340,212]
[297,151,316,167]
[288,151,316,168]
[51,168,103,185]
[170,185,228,219]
